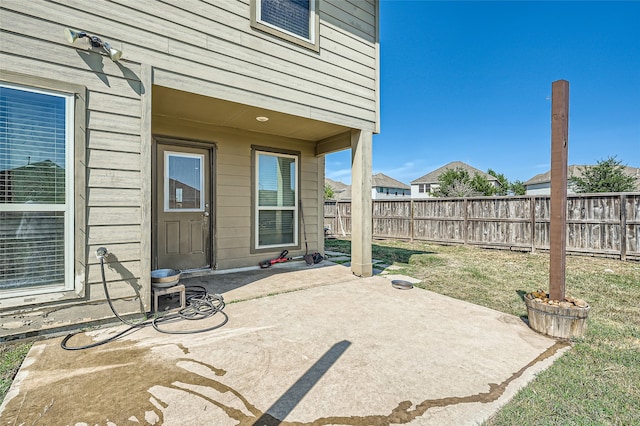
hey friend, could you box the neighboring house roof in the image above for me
[326,173,409,200]
[372,173,409,189]
[411,161,498,185]
[325,177,349,192]
[524,165,584,186]
[325,178,351,200]
[524,165,640,189]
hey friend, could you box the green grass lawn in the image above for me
[326,238,640,425]
[0,341,32,403]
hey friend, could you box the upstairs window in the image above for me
[252,0,319,51]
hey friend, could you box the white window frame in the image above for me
[254,150,299,250]
[163,151,205,213]
[0,82,75,299]
[251,0,320,52]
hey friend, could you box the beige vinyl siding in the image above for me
[1,2,147,313]
[88,131,140,153]
[88,225,142,245]
[88,188,142,207]
[3,0,378,130]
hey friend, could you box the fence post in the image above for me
[463,198,468,244]
[530,196,536,253]
[410,199,414,242]
[620,193,627,261]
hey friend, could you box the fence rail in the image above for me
[324,193,640,261]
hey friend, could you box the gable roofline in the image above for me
[410,161,497,184]
[325,177,349,192]
[372,173,410,189]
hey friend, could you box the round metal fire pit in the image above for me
[151,269,181,288]
[391,280,413,290]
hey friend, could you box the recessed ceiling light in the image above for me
[256,116,269,122]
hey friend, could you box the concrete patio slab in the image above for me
[0,264,568,425]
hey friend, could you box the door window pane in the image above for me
[164,152,204,211]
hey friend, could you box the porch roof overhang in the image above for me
[152,86,352,155]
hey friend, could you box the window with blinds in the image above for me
[0,83,74,293]
[255,150,298,248]
[252,0,318,50]
[259,0,312,40]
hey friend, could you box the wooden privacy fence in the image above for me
[324,193,640,261]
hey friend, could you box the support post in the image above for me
[140,63,153,311]
[549,80,569,301]
[350,129,373,277]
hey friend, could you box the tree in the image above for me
[487,169,509,196]
[510,180,526,196]
[445,179,477,197]
[435,167,497,197]
[324,184,335,199]
[435,168,473,197]
[436,166,528,197]
[569,156,637,193]
[470,173,496,196]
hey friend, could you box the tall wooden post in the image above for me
[549,80,569,301]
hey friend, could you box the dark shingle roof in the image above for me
[372,173,409,189]
[325,178,351,200]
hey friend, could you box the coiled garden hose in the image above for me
[61,254,228,350]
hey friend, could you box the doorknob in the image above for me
[203,211,210,217]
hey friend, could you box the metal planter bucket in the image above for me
[151,269,181,288]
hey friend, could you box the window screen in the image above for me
[260,0,311,40]
[0,84,72,292]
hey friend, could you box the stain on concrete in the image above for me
[1,338,568,425]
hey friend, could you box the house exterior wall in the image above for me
[153,117,324,270]
[371,188,411,200]
[525,183,551,195]
[525,182,577,195]
[0,0,379,336]
[411,184,438,199]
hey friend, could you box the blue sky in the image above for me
[325,1,640,185]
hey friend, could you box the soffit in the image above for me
[152,86,349,142]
